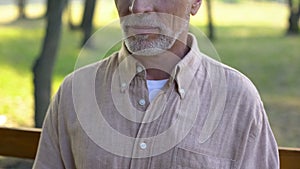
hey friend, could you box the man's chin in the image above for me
[124,34,176,56]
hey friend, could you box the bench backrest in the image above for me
[0,127,299,169]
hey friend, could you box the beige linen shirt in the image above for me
[33,34,279,169]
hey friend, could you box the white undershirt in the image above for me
[146,79,168,102]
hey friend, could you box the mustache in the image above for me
[121,14,166,29]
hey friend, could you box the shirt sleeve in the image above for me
[238,103,280,169]
[32,89,65,169]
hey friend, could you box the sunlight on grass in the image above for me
[0,3,45,23]
[0,5,18,23]
[25,4,46,18]
[64,0,84,26]
[206,1,288,27]
[0,65,34,127]
[0,115,7,125]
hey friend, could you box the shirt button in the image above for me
[121,83,127,88]
[138,99,146,106]
[139,142,147,149]
[136,66,143,73]
[179,88,185,95]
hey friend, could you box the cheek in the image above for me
[156,1,189,18]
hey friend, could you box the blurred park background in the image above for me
[0,0,299,167]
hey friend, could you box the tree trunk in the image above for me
[32,0,65,128]
[80,0,97,46]
[206,0,215,40]
[17,0,26,19]
[287,0,300,35]
[45,0,68,19]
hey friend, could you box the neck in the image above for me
[134,32,190,80]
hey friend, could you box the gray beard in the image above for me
[124,34,176,56]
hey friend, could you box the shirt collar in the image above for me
[172,33,202,99]
[117,44,145,92]
[117,33,202,98]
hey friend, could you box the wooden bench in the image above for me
[0,127,41,159]
[0,127,300,168]
[279,147,300,169]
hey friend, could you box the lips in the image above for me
[127,26,160,35]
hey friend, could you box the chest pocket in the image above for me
[174,147,233,169]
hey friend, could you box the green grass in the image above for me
[0,1,299,147]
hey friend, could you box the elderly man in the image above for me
[33,0,279,168]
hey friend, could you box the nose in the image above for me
[129,0,154,13]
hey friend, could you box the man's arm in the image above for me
[33,91,65,169]
[238,106,279,169]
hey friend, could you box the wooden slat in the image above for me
[0,127,41,159]
[279,147,300,169]
[1,127,300,169]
